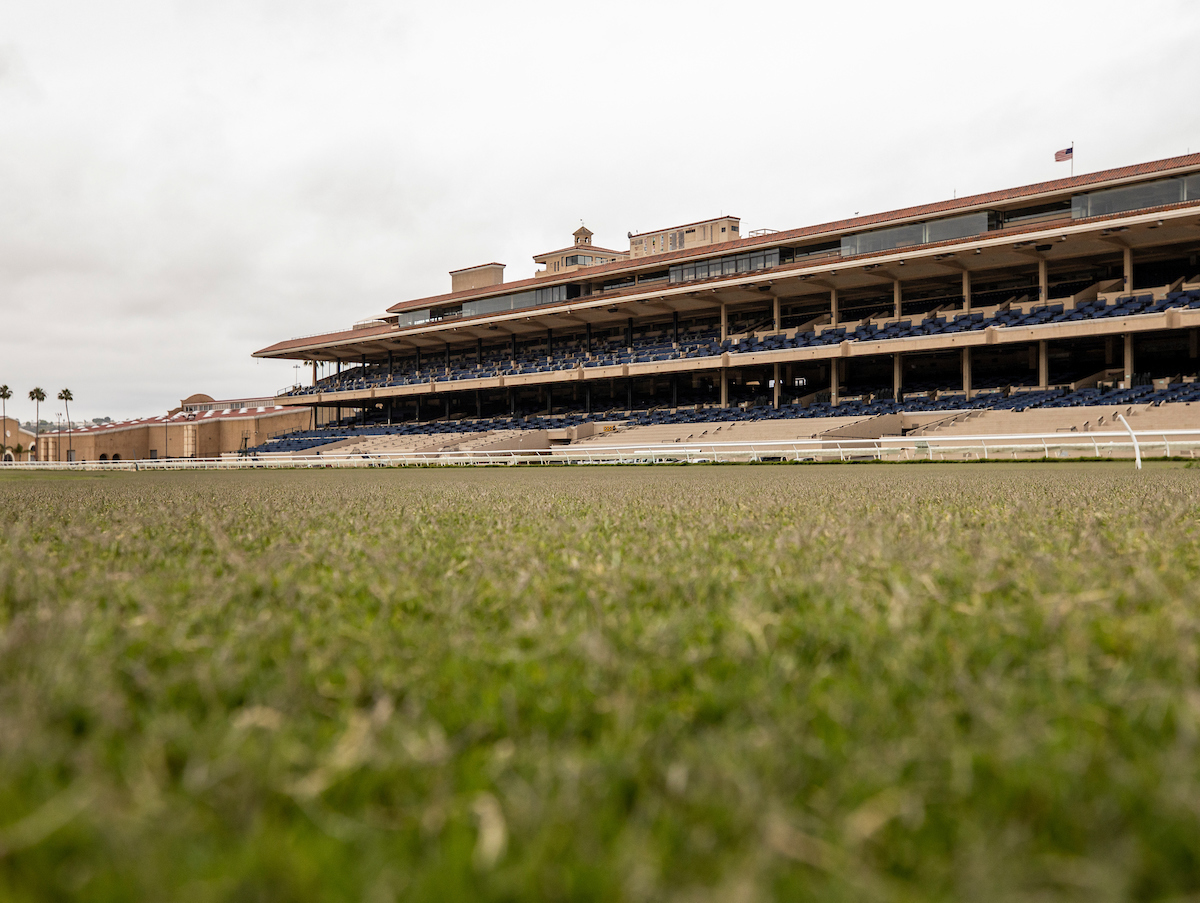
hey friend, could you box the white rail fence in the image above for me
[4,430,1200,469]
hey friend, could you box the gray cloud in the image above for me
[1,0,1198,419]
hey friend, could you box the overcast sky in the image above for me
[1,0,1197,421]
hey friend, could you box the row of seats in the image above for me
[283,288,1200,398]
[251,379,1200,454]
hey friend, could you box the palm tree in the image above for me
[29,387,45,461]
[0,385,10,458]
[57,389,74,462]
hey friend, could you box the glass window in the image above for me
[1186,174,1200,201]
[1073,178,1184,218]
[924,211,990,243]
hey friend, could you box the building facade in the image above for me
[254,154,1200,422]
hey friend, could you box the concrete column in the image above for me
[773,363,780,409]
[586,323,593,353]
[546,386,553,415]
[672,375,679,409]
[585,385,592,415]
[720,370,729,407]
[1124,333,1134,381]
[1124,247,1134,295]
[475,391,482,418]
[830,289,839,326]
[962,270,972,313]
[830,362,840,407]
[1105,337,1114,366]
[1190,328,1198,359]
[893,353,903,402]
[1038,340,1049,388]
[773,295,781,332]
[893,280,902,319]
[387,351,393,376]
[311,361,318,386]
[444,344,451,367]
[962,347,972,399]
[476,339,483,365]
[627,378,633,410]
[415,396,421,422]
[673,311,680,344]
[511,333,517,358]
[547,328,553,356]
[720,303,728,342]
[626,317,633,348]
[445,397,451,420]
[415,348,422,371]
[1038,258,1048,302]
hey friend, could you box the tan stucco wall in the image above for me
[35,408,313,461]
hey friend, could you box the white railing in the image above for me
[3,429,1199,469]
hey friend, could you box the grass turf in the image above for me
[1,463,1199,901]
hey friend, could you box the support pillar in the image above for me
[831,361,840,407]
[415,348,422,371]
[830,288,839,326]
[476,339,483,365]
[586,323,593,353]
[1190,329,1198,359]
[773,363,780,409]
[546,386,553,415]
[626,317,633,348]
[445,397,450,421]
[311,361,317,386]
[585,385,592,415]
[415,396,421,422]
[673,311,680,344]
[893,353,903,402]
[720,303,728,342]
[475,391,482,418]
[387,351,394,377]
[720,370,729,408]
[1038,258,1048,302]
[962,347,972,399]
[773,295,781,332]
[1124,247,1134,295]
[627,378,633,411]
[547,328,553,356]
[962,270,972,313]
[509,388,516,416]
[511,333,517,358]
[1124,333,1134,383]
[1038,340,1049,389]
[893,279,902,319]
[671,375,678,409]
[445,343,451,368]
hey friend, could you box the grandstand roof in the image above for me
[368,152,1200,316]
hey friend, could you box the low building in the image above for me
[1,417,38,462]
[34,394,312,462]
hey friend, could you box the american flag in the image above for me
[1055,146,1074,163]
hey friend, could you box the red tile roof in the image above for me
[252,152,1200,358]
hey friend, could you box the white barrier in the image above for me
[3,429,1199,469]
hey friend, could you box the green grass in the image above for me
[1,463,1200,902]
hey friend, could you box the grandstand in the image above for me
[252,154,1200,456]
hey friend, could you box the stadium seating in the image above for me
[280,289,1200,401]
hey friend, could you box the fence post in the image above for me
[1116,414,1142,470]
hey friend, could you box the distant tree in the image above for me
[57,389,73,462]
[28,387,45,460]
[0,384,10,456]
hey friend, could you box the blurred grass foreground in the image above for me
[2,463,1200,902]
